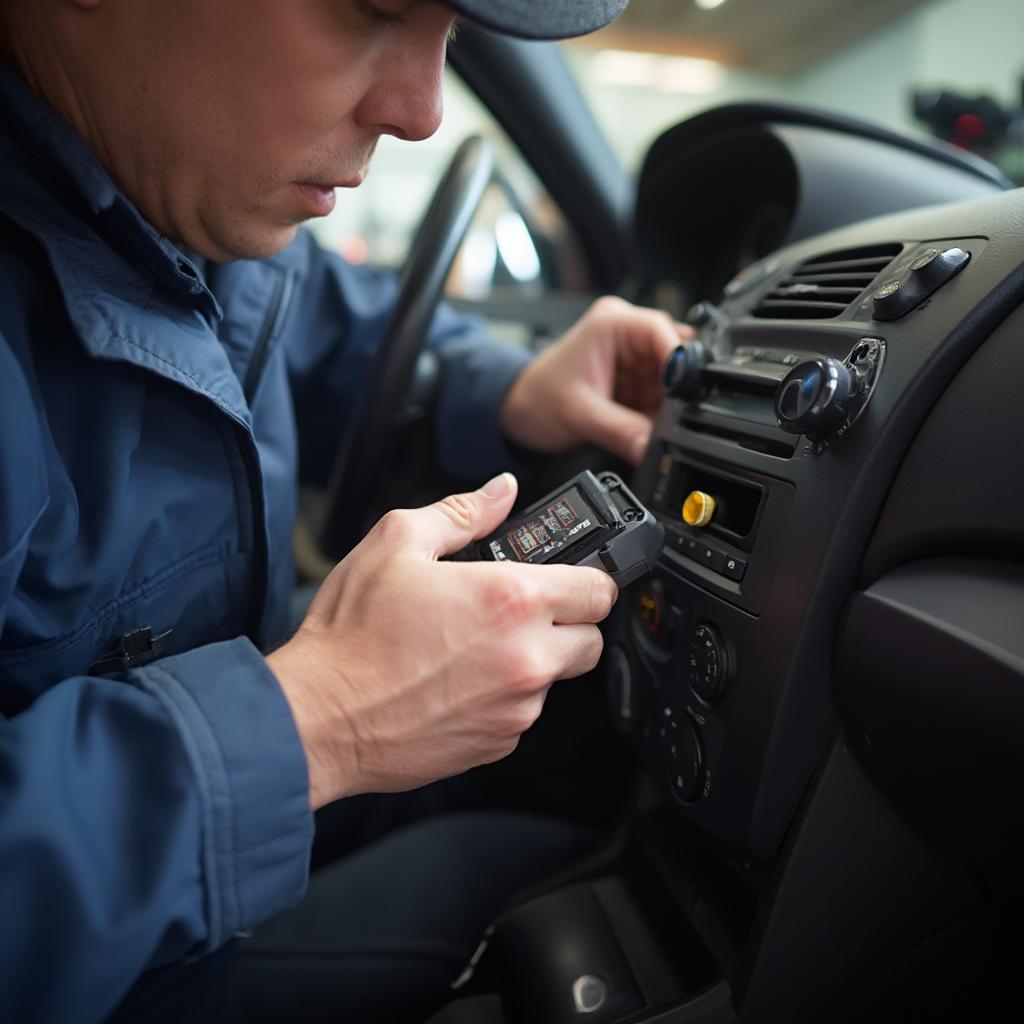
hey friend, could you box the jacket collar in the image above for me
[0,61,282,423]
[0,60,218,319]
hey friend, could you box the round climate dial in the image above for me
[688,622,729,702]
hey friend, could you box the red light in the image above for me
[953,113,986,140]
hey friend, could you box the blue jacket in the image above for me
[0,62,530,1021]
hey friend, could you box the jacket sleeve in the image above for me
[284,230,533,486]
[0,341,313,1023]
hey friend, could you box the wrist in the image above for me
[497,361,532,446]
[500,359,564,453]
[265,636,361,810]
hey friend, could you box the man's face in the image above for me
[80,0,455,260]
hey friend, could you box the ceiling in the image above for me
[576,0,935,75]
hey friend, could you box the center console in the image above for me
[602,211,1014,865]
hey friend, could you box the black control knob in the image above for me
[662,341,709,401]
[909,246,969,289]
[688,622,729,702]
[775,357,859,438]
[872,247,970,322]
[871,278,908,321]
[686,301,721,328]
[659,707,705,802]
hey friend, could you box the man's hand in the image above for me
[500,296,694,465]
[267,473,617,810]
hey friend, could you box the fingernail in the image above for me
[630,434,649,464]
[481,471,515,498]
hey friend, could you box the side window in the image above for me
[306,72,589,309]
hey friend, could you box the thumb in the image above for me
[417,472,519,559]
[578,392,653,465]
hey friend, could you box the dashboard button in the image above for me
[698,544,716,569]
[722,555,747,581]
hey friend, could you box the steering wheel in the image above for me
[319,135,495,560]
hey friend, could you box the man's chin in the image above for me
[205,222,302,263]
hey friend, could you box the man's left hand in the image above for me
[499,296,694,465]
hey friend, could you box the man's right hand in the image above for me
[267,472,618,810]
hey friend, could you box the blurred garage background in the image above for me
[309,0,1024,297]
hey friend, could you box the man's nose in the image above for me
[355,30,447,143]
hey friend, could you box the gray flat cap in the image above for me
[449,0,628,40]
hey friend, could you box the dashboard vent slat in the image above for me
[752,243,901,320]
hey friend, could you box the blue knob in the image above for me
[662,341,708,400]
[775,358,856,437]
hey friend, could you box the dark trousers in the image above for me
[113,797,595,1023]
[224,810,594,1022]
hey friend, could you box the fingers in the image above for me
[549,622,606,681]
[573,386,654,465]
[592,295,693,362]
[512,562,618,625]
[491,623,602,759]
[574,298,696,464]
[373,472,519,560]
[509,621,605,699]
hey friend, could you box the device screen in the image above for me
[489,486,602,564]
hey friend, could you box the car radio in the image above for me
[663,329,887,455]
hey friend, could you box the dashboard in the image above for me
[589,169,1024,1018]
[612,184,1024,865]
[633,102,1009,307]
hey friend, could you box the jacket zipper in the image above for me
[238,265,295,642]
[243,267,292,404]
[238,431,271,646]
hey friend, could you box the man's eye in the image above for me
[358,0,404,25]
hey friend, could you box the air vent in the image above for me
[752,243,902,320]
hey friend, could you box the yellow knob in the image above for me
[682,490,716,527]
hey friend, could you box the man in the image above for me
[0,0,689,1020]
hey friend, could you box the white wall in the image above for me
[787,0,1024,132]
[784,18,920,133]
[567,51,786,170]
[572,0,1024,170]
[915,0,1024,108]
